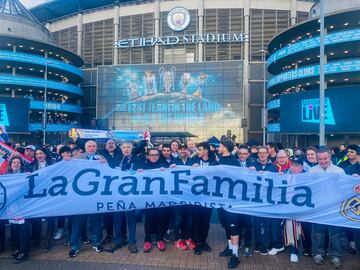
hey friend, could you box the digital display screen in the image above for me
[280,86,360,133]
[97,62,244,140]
[0,97,29,132]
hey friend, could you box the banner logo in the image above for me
[0,104,9,127]
[340,184,360,222]
[167,7,191,32]
[0,183,6,211]
[301,98,335,125]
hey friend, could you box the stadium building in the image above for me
[0,0,84,144]
[267,0,360,146]
[28,0,314,143]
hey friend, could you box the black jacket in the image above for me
[219,155,240,167]
[345,162,360,175]
[139,159,169,170]
[338,159,354,170]
[100,148,123,169]
[253,160,278,173]
[189,155,218,166]
[173,157,192,166]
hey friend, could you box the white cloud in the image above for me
[20,0,49,9]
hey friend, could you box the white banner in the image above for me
[0,160,359,229]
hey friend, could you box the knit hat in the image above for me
[220,139,235,153]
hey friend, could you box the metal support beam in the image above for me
[319,0,325,146]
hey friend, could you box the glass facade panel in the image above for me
[97,61,244,140]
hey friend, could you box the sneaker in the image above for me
[175,239,187,251]
[143,241,152,253]
[202,242,212,252]
[64,241,70,247]
[219,246,232,257]
[243,247,252,257]
[157,240,166,251]
[313,254,324,265]
[290,253,299,263]
[260,248,269,255]
[68,249,79,258]
[186,239,196,250]
[13,253,28,264]
[93,245,104,253]
[303,250,311,257]
[163,229,175,242]
[228,254,240,269]
[82,238,90,244]
[331,257,343,269]
[128,244,138,253]
[268,247,285,256]
[11,250,19,258]
[54,228,64,240]
[254,244,261,253]
[194,245,202,255]
[105,244,122,253]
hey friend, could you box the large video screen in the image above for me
[97,61,244,140]
[280,86,360,133]
[0,97,29,132]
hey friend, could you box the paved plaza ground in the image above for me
[0,223,359,270]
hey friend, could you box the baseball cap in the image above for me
[24,145,36,151]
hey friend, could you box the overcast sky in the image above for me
[21,0,48,9]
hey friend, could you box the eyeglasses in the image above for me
[148,154,159,157]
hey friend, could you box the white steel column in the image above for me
[198,0,204,62]
[154,0,160,64]
[113,5,120,65]
[77,13,83,56]
[243,0,250,143]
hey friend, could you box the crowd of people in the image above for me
[0,138,359,269]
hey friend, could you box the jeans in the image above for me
[173,205,193,240]
[0,219,5,251]
[192,206,212,245]
[312,224,344,258]
[253,216,264,249]
[69,214,102,250]
[89,214,103,247]
[290,245,298,255]
[113,211,136,245]
[256,217,283,251]
[263,218,283,249]
[30,218,42,246]
[301,222,312,253]
[12,221,31,255]
[69,215,88,250]
[144,208,167,242]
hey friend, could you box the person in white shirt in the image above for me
[309,147,345,269]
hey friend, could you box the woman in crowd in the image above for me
[6,157,30,263]
[27,148,55,251]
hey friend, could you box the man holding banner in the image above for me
[310,147,345,269]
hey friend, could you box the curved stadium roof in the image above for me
[29,0,144,22]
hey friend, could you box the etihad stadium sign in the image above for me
[114,6,245,48]
[114,33,245,49]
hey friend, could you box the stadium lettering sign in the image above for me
[114,33,245,48]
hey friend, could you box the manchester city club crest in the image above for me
[0,182,6,212]
[340,183,360,222]
[167,7,191,32]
